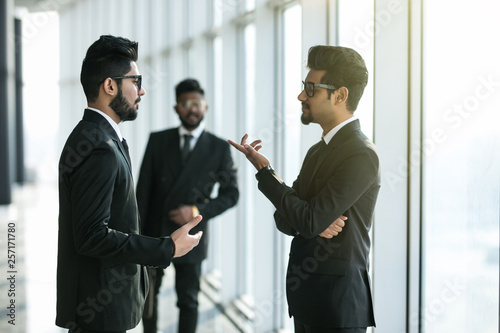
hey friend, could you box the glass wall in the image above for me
[422,0,500,331]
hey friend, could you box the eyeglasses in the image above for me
[302,80,337,97]
[111,75,142,91]
[99,75,142,91]
[178,99,206,109]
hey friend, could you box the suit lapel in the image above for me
[82,109,133,174]
[303,120,361,196]
[162,130,183,178]
[164,130,210,204]
[302,142,326,197]
[183,131,210,172]
[117,138,132,172]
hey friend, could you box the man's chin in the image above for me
[121,111,138,122]
[181,120,202,130]
[301,114,312,125]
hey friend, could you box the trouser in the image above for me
[142,262,202,333]
[294,318,367,333]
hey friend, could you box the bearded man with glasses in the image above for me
[230,45,380,333]
[137,78,239,333]
[56,35,203,333]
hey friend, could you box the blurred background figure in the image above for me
[137,78,238,333]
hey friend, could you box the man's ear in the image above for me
[102,78,117,97]
[336,87,349,104]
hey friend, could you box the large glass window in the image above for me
[422,0,500,331]
[239,22,256,297]
[337,0,374,139]
[279,4,302,330]
[281,4,302,184]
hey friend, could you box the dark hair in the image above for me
[175,78,205,101]
[307,45,368,112]
[80,35,138,102]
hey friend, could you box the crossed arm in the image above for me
[228,134,345,238]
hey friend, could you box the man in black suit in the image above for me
[56,35,203,333]
[137,78,239,333]
[230,45,380,333]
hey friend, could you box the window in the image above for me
[422,0,500,331]
[278,4,302,330]
[337,0,374,139]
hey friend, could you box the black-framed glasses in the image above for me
[112,75,142,91]
[99,75,142,91]
[302,80,337,97]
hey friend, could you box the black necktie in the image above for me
[121,138,131,165]
[181,134,193,164]
[317,138,327,154]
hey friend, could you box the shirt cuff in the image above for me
[255,165,274,181]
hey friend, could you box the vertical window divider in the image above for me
[407,0,423,332]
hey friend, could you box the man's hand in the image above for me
[171,215,203,258]
[319,215,347,239]
[228,134,270,171]
[169,205,195,226]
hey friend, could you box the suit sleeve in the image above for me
[70,145,174,268]
[273,148,314,236]
[258,147,379,239]
[196,142,239,220]
[136,134,154,233]
[273,176,300,236]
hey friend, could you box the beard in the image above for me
[109,88,139,122]
[180,113,204,130]
[301,103,313,125]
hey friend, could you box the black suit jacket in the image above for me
[257,119,380,328]
[56,110,175,331]
[136,128,239,264]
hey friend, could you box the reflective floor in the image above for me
[0,182,239,333]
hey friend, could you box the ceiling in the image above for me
[14,0,77,13]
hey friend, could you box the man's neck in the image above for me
[88,102,120,124]
[321,113,352,136]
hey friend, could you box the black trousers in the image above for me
[142,262,202,333]
[294,318,367,333]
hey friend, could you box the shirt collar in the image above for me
[86,107,123,141]
[322,116,357,145]
[179,122,205,140]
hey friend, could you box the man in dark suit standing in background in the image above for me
[137,78,239,333]
[56,35,203,333]
[230,45,380,333]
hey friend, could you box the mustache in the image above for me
[135,97,141,104]
[301,102,310,109]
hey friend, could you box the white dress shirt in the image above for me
[86,107,123,141]
[322,116,357,145]
[179,123,205,152]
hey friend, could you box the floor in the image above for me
[0,182,240,333]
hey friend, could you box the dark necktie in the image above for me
[121,138,131,165]
[181,134,193,164]
[319,138,327,151]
